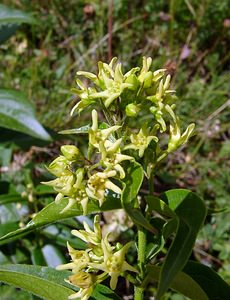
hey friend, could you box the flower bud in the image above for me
[61,145,83,162]
[47,156,70,177]
[125,103,140,117]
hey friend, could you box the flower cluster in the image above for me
[57,215,137,300]
[71,57,195,163]
[43,57,195,213]
[43,109,133,214]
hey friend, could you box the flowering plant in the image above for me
[1,57,229,300]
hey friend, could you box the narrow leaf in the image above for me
[92,284,122,300]
[0,196,121,245]
[183,261,230,300]
[146,265,209,300]
[0,5,36,25]
[0,264,121,300]
[0,264,74,300]
[0,23,18,44]
[156,189,207,299]
[0,89,51,140]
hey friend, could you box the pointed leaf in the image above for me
[156,189,207,299]
[0,264,74,300]
[0,89,51,140]
[0,24,18,44]
[0,5,36,25]
[146,195,176,218]
[183,261,230,300]
[0,264,121,300]
[92,284,122,300]
[0,196,121,245]
[146,265,209,300]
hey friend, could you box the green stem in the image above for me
[134,226,146,300]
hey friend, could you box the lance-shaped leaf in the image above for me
[0,89,51,140]
[183,261,230,300]
[146,265,209,300]
[121,161,156,233]
[0,264,121,300]
[0,4,36,44]
[155,189,206,299]
[0,4,36,25]
[0,265,75,300]
[0,195,121,246]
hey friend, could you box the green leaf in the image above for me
[146,265,209,300]
[0,264,75,300]
[183,261,230,300]
[0,196,121,245]
[0,264,121,300]
[0,5,36,25]
[92,284,122,300]
[156,189,207,299]
[0,23,18,44]
[121,161,156,233]
[146,195,176,219]
[0,285,33,300]
[0,222,19,236]
[146,218,177,261]
[0,89,51,141]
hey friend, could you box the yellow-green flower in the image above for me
[168,119,195,152]
[46,156,71,177]
[42,167,89,214]
[71,215,102,246]
[124,127,158,157]
[67,272,95,300]
[88,237,137,290]
[89,109,120,150]
[102,139,134,179]
[43,174,75,197]
[57,243,90,273]
[86,170,121,206]
[71,79,97,114]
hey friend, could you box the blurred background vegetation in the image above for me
[0,0,229,299]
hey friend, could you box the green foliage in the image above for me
[0,1,229,299]
[0,89,51,140]
[0,264,121,300]
[146,265,209,300]
[0,4,36,44]
[154,190,206,299]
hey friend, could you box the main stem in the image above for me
[134,226,146,300]
[134,171,154,299]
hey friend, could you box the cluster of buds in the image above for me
[57,215,137,300]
